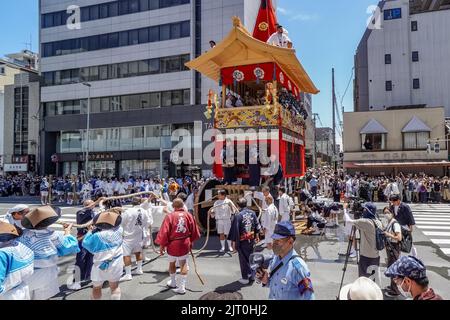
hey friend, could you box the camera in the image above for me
[249,253,274,271]
[349,197,365,219]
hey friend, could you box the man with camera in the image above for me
[256,221,315,300]
[343,202,383,278]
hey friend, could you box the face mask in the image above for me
[398,278,412,299]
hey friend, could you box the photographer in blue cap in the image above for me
[385,256,442,300]
[255,221,315,300]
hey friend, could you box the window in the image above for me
[140,0,149,11]
[118,62,129,78]
[129,30,139,45]
[161,56,180,73]
[385,54,391,64]
[413,78,420,89]
[140,93,150,108]
[90,98,101,113]
[101,97,110,112]
[149,26,160,42]
[81,7,90,22]
[149,92,161,107]
[138,28,149,43]
[386,81,392,91]
[119,0,130,15]
[44,13,53,28]
[138,60,149,74]
[412,51,419,62]
[128,61,139,76]
[109,2,119,17]
[80,67,90,82]
[183,89,190,105]
[149,0,159,10]
[121,95,130,110]
[100,34,109,49]
[129,94,142,109]
[89,5,99,20]
[71,69,80,83]
[162,91,172,106]
[181,20,190,37]
[89,66,99,81]
[384,8,402,20]
[129,0,140,13]
[99,3,109,19]
[53,12,63,26]
[171,23,181,39]
[411,21,418,31]
[403,132,429,150]
[99,65,108,80]
[61,70,72,85]
[361,133,386,151]
[109,32,119,48]
[43,72,54,86]
[149,58,160,74]
[181,55,190,70]
[119,31,129,46]
[160,24,171,41]
[172,90,183,105]
[89,36,99,51]
[109,64,118,79]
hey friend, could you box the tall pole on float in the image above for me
[332,68,337,171]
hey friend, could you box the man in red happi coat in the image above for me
[156,198,200,295]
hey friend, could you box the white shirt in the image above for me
[253,191,269,210]
[212,198,236,220]
[121,205,152,243]
[278,193,294,216]
[261,204,278,230]
[267,32,292,48]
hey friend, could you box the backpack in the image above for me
[399,227,413,253]
[370,220,386,251]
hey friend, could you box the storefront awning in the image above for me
[402,116,432,132]
[360,119,388,134]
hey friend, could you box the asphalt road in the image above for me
[0,201,449,300]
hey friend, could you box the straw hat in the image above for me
[0,221,21,242]
[93,211,122,230]
[21,206,61,230]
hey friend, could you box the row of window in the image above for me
[42,0,190,28]
[362,132,429,151]
[60,125,173,153]
[385,79,420,91]
[42,54,190,86]
[384,51,419,64]
[42,20,190,57]
[45,89,191,116]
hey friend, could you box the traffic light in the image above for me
[435,142,440,153]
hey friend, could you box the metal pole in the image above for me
[312,113,318,168]
[83,83,91,177]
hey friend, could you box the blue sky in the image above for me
[0,0,378,144]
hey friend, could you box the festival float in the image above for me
[185,1,319,232]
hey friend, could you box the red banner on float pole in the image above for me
[253,0,278,43]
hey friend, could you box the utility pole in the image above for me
[332,68,337,171]
[312,113,319,168]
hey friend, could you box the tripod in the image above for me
[336,225,359,300]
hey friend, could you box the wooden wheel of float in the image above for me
[194,178,222,232]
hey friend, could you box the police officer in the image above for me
[228,198,261,285]
[256,221,315,300]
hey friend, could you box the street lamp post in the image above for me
[82,83,91,177]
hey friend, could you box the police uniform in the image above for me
[266,222,315,300]
[228,207,261,281]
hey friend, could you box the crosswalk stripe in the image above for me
[415,221,450,225]
[412,212,450,215]
[414,215,450,219]
[415,217,450,221]
[430,239,450,245]
[423,231,450,237]
[416,225,450,230]
[441,248,450,255]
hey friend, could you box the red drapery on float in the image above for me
[253,0,278,43]
[220,62,301,98]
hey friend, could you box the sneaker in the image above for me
[219,247,225,253]
[238,278,250,285]
[133,269,144,275]
[172,287,186,295]
[166,280,177,288]
[145,256,152,262]
[67,282,81,291]
[349,251,357,258]
[120,274,133,282]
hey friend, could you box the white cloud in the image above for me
[277,7,288,15]
[289,13,319,22]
